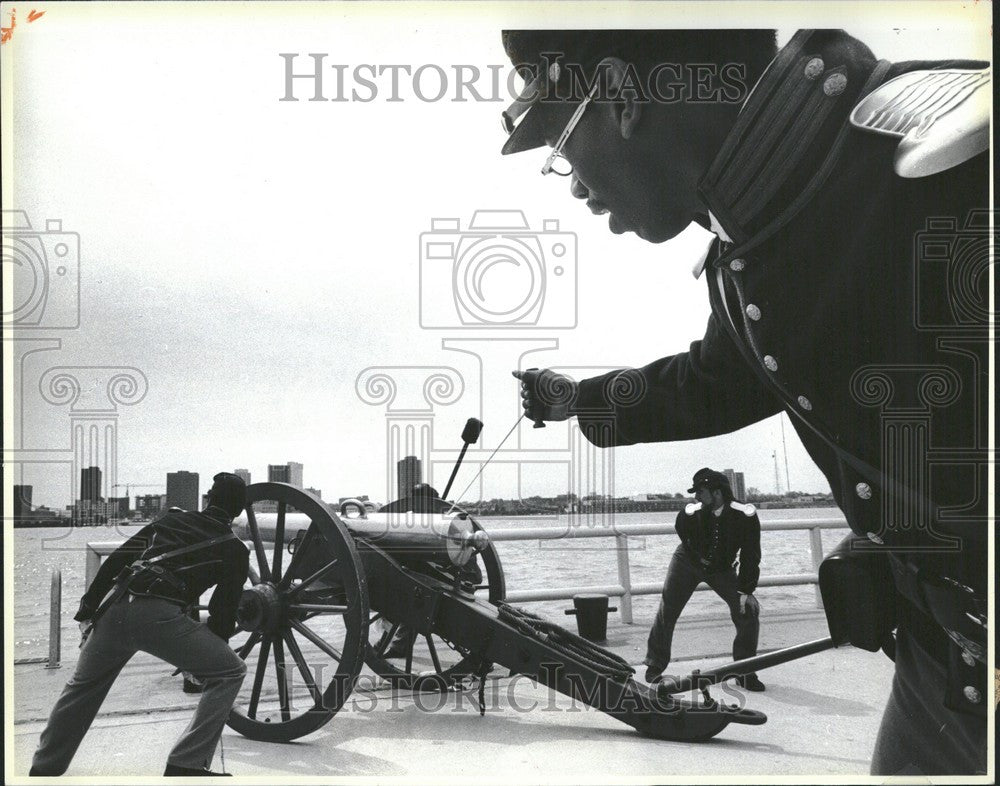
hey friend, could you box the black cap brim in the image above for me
[501,104,549,156]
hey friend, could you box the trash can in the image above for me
[564,594,617,642]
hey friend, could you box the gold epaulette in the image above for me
[850,68,990,178]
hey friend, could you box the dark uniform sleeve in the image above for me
[574,312,781,447]
[737,513,762,594]
[76,524,155,621]
[206,543,250,641]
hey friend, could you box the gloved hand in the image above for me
[73,598,95,623]
[182,672,206,694]
[512,368,578,426]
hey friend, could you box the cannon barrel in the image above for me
[240,509,489,567]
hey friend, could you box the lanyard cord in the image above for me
[445,414,525,515]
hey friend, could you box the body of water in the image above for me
[12,508,849,660]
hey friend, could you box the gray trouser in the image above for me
[870,626,986,775]
[31,595,247,775]
[644,544,759,673]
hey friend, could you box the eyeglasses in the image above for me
[541,81,600,177]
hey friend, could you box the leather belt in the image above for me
[127,563,189,605]
[889,554,987,719]
[888,554,986,663]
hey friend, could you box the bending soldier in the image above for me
[503,29,988,775]
[645,469,764,692]
[30,472,251,777]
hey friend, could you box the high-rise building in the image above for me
[72,499,118,525]
[81,466,102,501]
[397,456,422,498]
[304,487,323,500]
[723,469,747,501]
[135,494,164,520]
[268,462,303,488]
[234,468,251,486]
[108,496,130,518]
[166,471,199,511]
[13,485,32,520]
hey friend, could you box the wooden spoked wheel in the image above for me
[226,483,369,742]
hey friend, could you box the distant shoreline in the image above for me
[13,504,843,529]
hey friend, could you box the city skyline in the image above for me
[15,453,819,514]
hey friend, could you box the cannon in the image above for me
[226,481,771,743]
[223,419,773,743]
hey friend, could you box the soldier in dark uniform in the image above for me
[645,468,764,691]
[30,472,251,777]
[502,30,988,775]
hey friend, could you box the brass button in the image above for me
[729,258,746,272]
[962,686,982,704]
[961,649,976,667]
[866,532,884,545]
[746,304,761,321]
[804,57,825,80]
[824,73,848,97]
[856,482,872,499]
[797,395,813,411]
[763,355,778,372]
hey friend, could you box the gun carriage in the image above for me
[225,423,773,744]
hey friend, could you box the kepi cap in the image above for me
[688,467,732,494]
[500,30,619,156]
[208,472,247,518]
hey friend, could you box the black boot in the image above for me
[736,673,766,692]
[164,763,231,776]
[29,766,62,776]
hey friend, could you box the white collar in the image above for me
[709,211,733,244]
[691,211,733,280]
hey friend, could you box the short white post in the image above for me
[47,569,62,668]
[809,526,825,608]
[85,546,102,588]
[614,534,633,623]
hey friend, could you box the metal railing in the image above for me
[14,569,62,669]
[486,518,847,622]
[86,517,847,625]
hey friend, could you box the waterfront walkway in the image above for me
[9,607,895,780]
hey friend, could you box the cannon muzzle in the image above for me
[344,511,490,567]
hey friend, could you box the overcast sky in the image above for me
[3,2,991,510]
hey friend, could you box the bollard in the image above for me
[47,569,62,668]
[564,594,617,642]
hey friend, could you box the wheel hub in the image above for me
[237,583,284,633]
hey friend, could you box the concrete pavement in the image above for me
[9,608,900,781]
